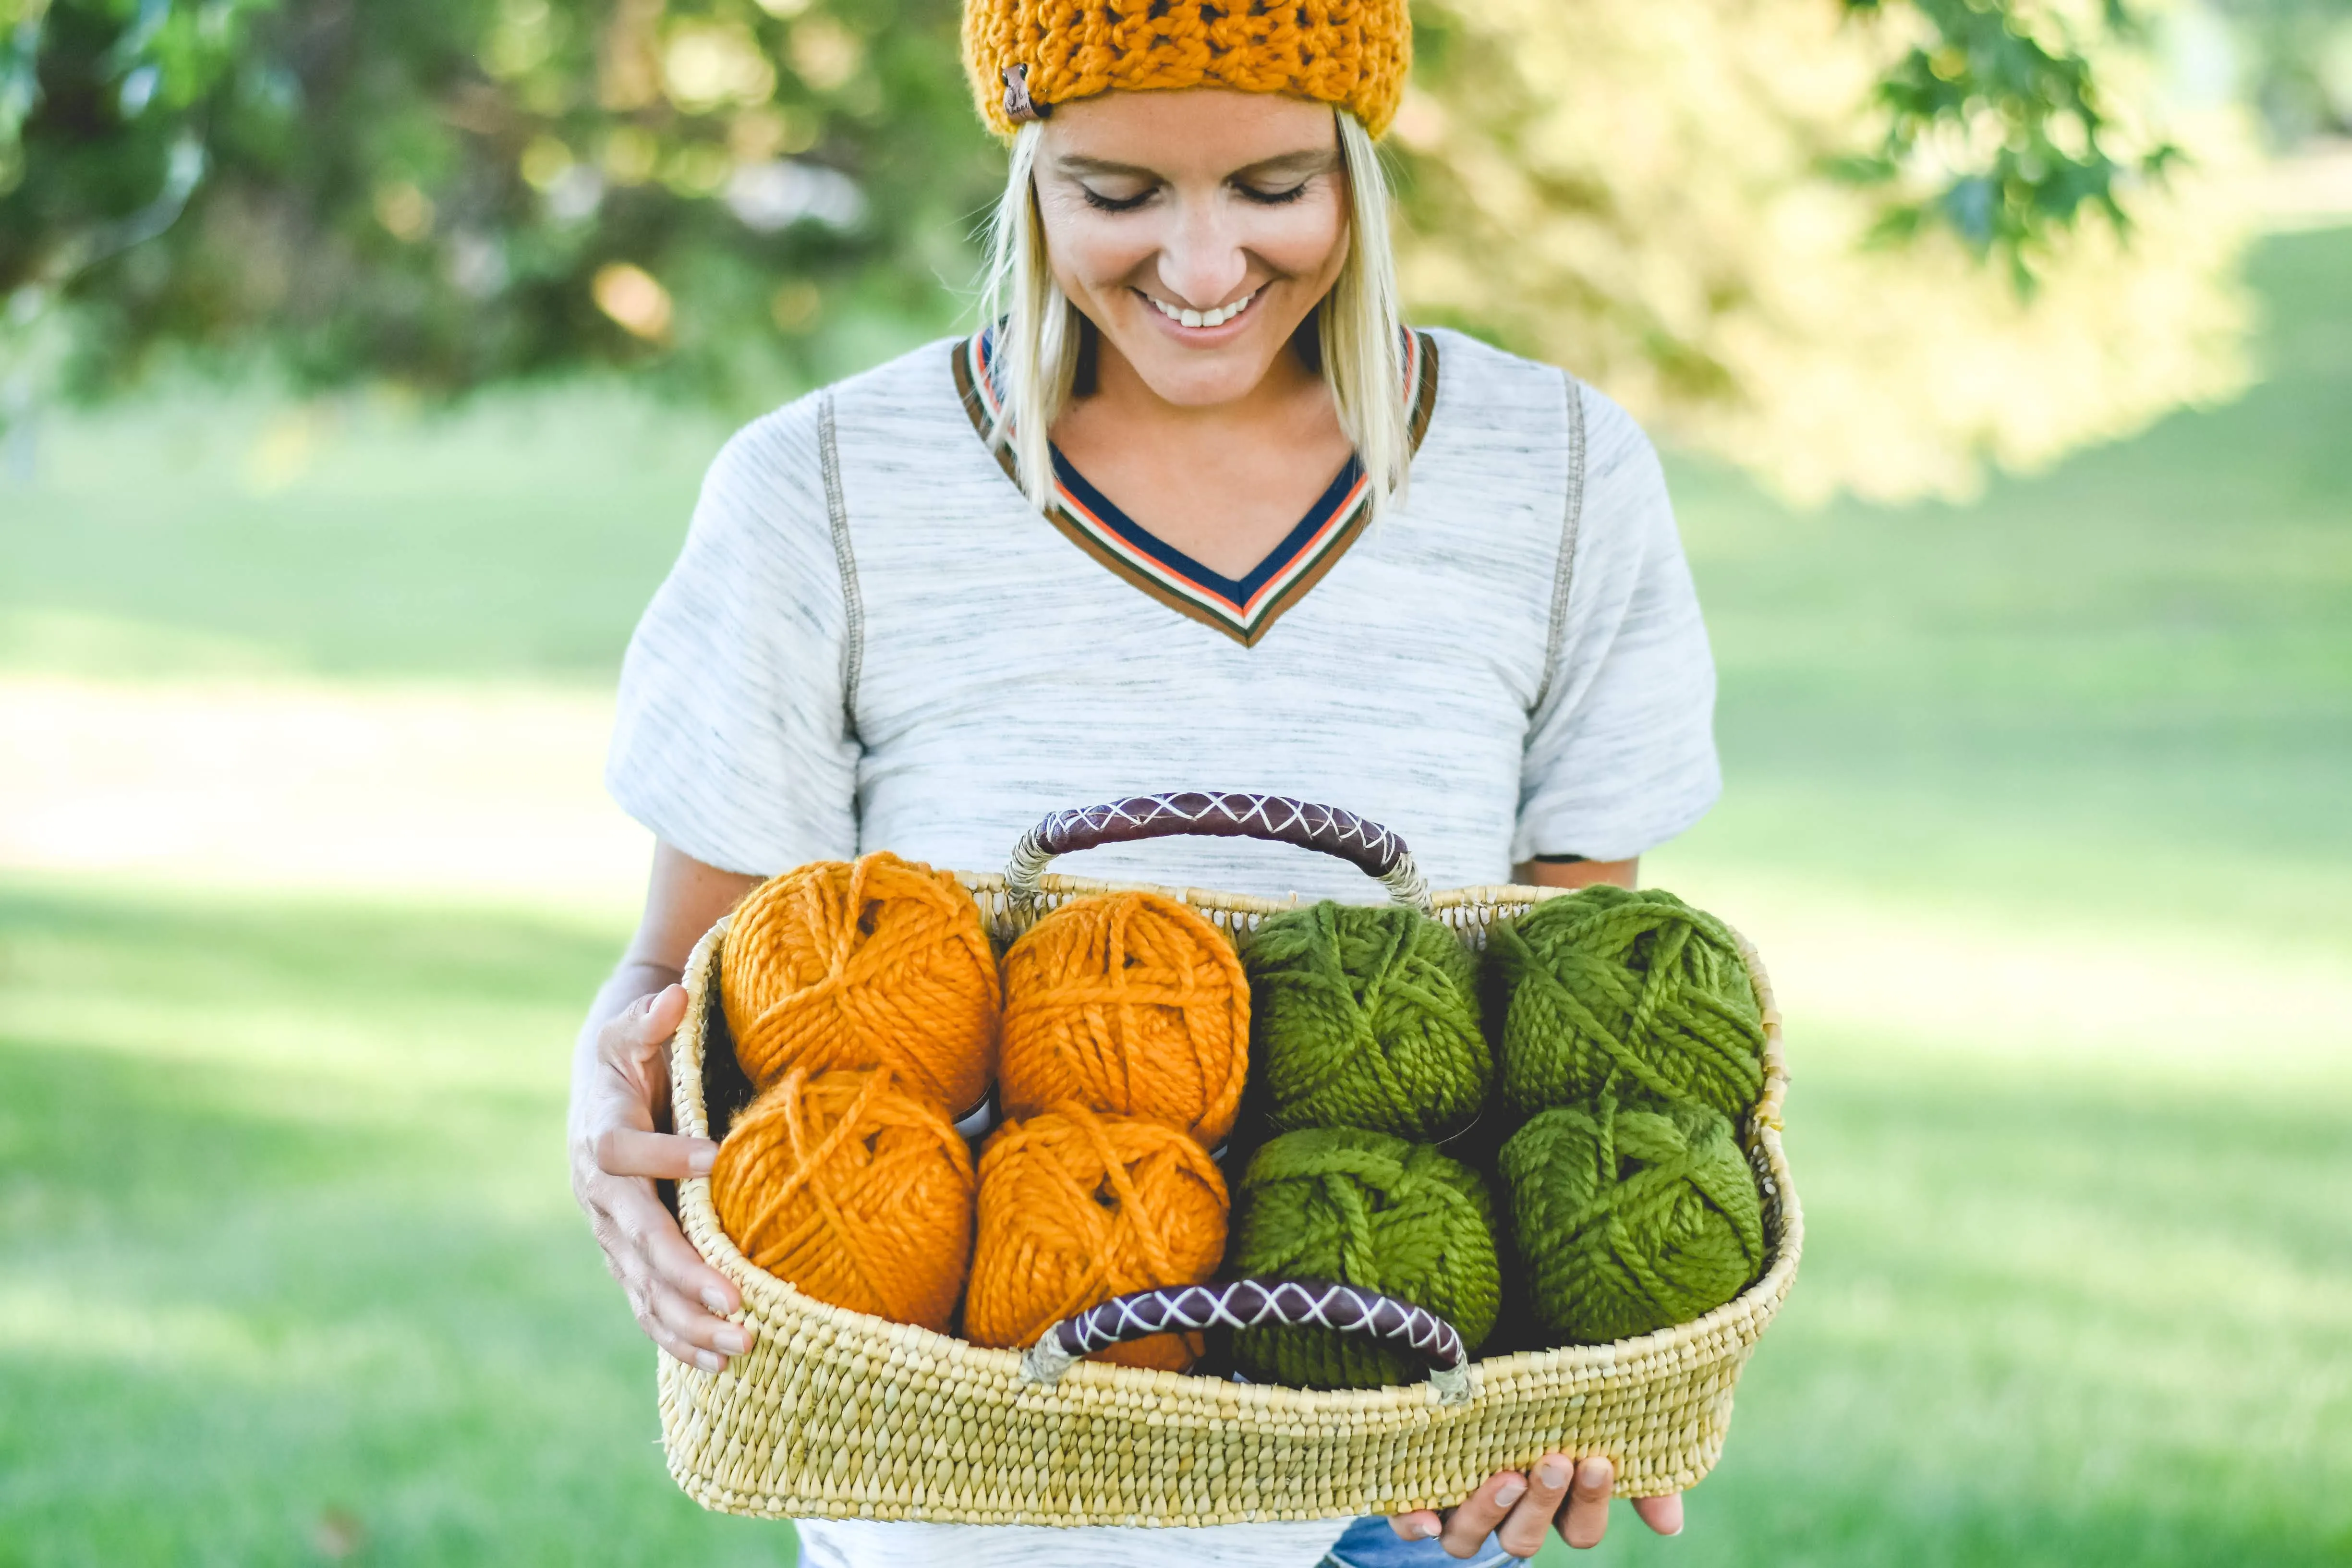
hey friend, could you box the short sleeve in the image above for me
[604,396,861,876]
[1512,382,1722,864]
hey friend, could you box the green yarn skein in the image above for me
[1247,901,1490,1140]
[1229,1128,1501,1389]
[1499,1097,1765,1344]
[1490,885,1766,1121]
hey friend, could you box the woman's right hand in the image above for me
[569,980,752,1373]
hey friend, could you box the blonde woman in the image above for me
[570,4,1710,1563]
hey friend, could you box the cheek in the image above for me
[1037,200,1160,298]
[1246,195,1349,282]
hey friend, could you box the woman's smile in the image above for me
[1136,284,1262,337]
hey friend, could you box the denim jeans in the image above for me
[1318,1516,1511,1568]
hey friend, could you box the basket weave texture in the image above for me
[660,873,1800,1525]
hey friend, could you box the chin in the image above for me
[1113,320,1295,408]
[1130,358,1278,407]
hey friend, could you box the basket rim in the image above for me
[668,870,1802,1411]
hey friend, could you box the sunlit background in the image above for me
[2,0,2349,1563]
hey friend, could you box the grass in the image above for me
[0,887,790,1567]
[3,227,2349,1564]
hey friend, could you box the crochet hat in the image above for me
[963,0,1411,140]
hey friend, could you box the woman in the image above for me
[570,3,1709,1563]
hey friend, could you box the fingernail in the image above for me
[701,1287,730,1315]
[688,1144,716,1177]
[1415,1519,1441,1540]
[695,1349,722,1373]
[1536,1458,1570,1489]
[1579,1456,1612,1489]
[718,1326,753,1355]
[1494,1480,1527,1510]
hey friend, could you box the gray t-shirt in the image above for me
[610,327,1719,898]
[605,327,1719,1568]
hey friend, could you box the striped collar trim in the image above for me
[955,326,1440,648]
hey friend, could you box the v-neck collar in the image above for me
[954,326,1441,648]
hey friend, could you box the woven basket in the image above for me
[660,793,1800,1526]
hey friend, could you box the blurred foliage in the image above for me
[0,0,2267,497]
[0,0,999,403]
[1835,0,2181,290]
[1393,0,2255,500]
[2205,0,2352,144]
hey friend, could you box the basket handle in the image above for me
[1006,793,1431,915]
[1018,1278,1474,1405]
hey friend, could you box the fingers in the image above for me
[1631,1493,1684,1537]
[1555,1456,1615,1550]
[1438,1471,1525,1559]
[598,985,689,1078]
[1395,1459,1668,1560]
[587,1166,746,1366]
[1495,1455,1575,1558]
[1386,1512,1443,1544]
[648,1278,756,1364]
[628,983,691,1043]
[595,1126,718,1180]
[635,1188,741,1317]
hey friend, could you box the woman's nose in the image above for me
[1153,198,1250,308]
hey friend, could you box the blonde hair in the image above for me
[977,109,1410,521]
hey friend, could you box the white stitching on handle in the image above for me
[1018,1280,1474,1406]
[1005,794,1434,915]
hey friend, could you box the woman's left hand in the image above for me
[1387,1454,1683,1556]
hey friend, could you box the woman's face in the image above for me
[1033,88,1350,409]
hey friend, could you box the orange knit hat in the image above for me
[962,0,1411,140]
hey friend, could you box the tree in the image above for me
[1396,0,2256,499]
[0,0,2257,497]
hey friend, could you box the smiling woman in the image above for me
[569,3,1717,1567]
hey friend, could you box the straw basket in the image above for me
[660,792,1800,1526]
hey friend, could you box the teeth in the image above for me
[1149,289,1255,328]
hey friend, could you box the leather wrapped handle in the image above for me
[1006,792,1431,914]
[1018,1278,1474,1405]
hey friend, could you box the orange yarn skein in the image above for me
[709,1068,976,1334]
[965,1105,1228,1370]
[721,852,999,1115]
[1000,891,1250,1146]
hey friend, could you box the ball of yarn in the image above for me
[1227,1128,1501,1389]
[1499,1097,1765,1345]
[1490,885,1766,1122]
[709,1067,976,1333]
[965,1105,1229,1371]
[1246,902,1490,1141]
[721,851,999,1115]
[1000,892,1249,1147]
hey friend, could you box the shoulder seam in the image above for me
[818,393,865,741]
[1530,371,1588,717]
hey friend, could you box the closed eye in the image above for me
[1079,184,1154,213]
[1235,181,1310,206]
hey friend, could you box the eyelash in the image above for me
[1077,182,1312,212]
[1079,187,1152,212]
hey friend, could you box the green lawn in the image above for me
[2,228,2348,1565]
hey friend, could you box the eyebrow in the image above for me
[1050,148,1343,181]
